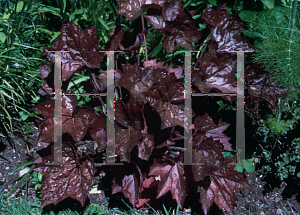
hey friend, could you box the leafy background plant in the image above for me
[243,0,300,89]
[0,0,61,140]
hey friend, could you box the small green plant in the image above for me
[262,137,300,181]
[222,151,256,173]
[266,116,296,136]
[217,100,237,112]
[234,156,256,173]
[29,170,44,200]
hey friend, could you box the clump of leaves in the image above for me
[266,116,297,136]
[29,171,44,200]
[30,1,300,215]
[262,137,300,181]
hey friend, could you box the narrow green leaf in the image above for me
[50,31,61,43]
[5,165,35,199]
[192,14,201,19]
[0,105,12,131]
[7,101,33,116]
[62,0,67,13]
[38,28,55,35]
[115,88,119,100]
[98,17,110,31]
[184,0,194,8]
[67,76,90,90]
[69,8,88,22]
[163,205,169,215]
[149,43,163,58]
[242,29,263,38]
[6,161,33,177]
[102,104,107,114]
[36,5,62,19]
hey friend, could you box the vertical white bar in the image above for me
[53,51,62,163]
[236,51,245,164]
[106,51,116,164]
[183,51,193,165]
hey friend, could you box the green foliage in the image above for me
[262,137,300,181]
[0,183,119,215]
[254,90,300,183]
[38,0,120,48]
[0,0,49,140]
[248,4,300,89]
[29,170,44,199]
[266,117,296,136]
[0,182,163,214]
[5,163,36,199]
[239,10,256,22]
[217,100,237,112]
[260,0,275,9]
[222,151,256,173]
[234,157,256,173]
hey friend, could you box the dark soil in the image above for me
[0,118,41,202]
[1,118,300,215]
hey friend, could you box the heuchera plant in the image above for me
[31,1,300,214]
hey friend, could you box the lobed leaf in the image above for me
[33,141,97,208]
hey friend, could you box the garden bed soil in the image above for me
[1,119,300,215]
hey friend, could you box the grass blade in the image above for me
[6,161,33,177]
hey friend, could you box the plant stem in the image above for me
[194,34,211,70]
[287,102,298,119]
[34,115,43,121]
[141,15,148,61]
[132,160,143,196]
[87,68,107,112]
[277,97,284,122]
